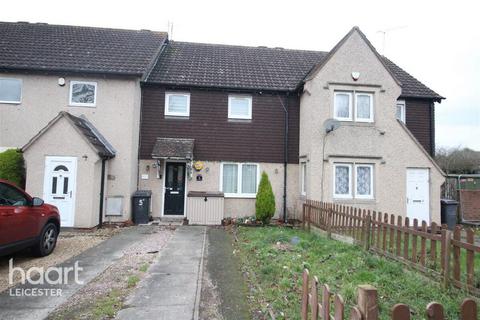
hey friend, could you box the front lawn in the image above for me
[234,226,478,320]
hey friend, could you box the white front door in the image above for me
[406,168,430,224]
[44,156,77,227]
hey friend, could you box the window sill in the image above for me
[336,121,375,127]
[228,118,252,123]
[165,115,190,120]
[333,198,376,203]
[69,104,96,108]
[0,101,21,105]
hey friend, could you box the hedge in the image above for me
[0,149,25,187]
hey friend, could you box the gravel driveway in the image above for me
[0,227,122,293]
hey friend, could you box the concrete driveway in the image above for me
[116,226,207,320]
[0,226,161,320]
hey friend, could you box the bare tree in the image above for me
[435,147,480,174]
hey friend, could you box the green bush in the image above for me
[0,149,25,187]
[255,171,276,224]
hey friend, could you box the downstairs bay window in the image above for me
[333,163,374,200]
[221,163,259,197]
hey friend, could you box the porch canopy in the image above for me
[151,137,194,160]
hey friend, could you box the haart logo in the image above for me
[8,259,84,297]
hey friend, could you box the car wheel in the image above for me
[32,223,58,257]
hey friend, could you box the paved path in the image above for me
[0,226,157,320]
[116,226,207,320]
[204,228,249,320]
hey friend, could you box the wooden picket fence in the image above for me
[301,269,478,319]
[302,200,480,295]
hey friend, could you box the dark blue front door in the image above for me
[164,162,186,215]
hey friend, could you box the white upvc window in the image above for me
[333,162,375,200]
[355,93,374,122]
[355,164,374,199]
[228,95,252,119]
[396,100,406,123]
[0,78,22,104]
[301,162,307,196]
[69,81,97,107]
[221,162,259,198]
[334,163,352,198]
[165,92,190,117]
[334,92,353,121]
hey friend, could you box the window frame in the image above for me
[164,92,191,117]
[354,164,374,199]
[228,95,252,120]
[396,100,406,124]
[69,81,98,107]
[355,92,374,122]
[0,78,22,104]
[220,162,259,198]
[333,163,353,199]
[333,92,353,121]
[301,162,307,196]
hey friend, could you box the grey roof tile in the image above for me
[147,41,443,99]
[152,138,194,159]
[0,22,167,75]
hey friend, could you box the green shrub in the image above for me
[255,171,276,224]
[0,149,25,187]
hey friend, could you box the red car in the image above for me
[0,179,60,257]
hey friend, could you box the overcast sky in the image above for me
[3,0,479,150]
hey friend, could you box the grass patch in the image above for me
[139,263,149,272]
[127,275,140,288]
[92,289,123,319]
[235,226,478,320]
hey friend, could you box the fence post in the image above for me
[301,269,309,320]
[364,214,371,251]
[302,203,306,230]
[307,203,311,232]
[327,204,332,239]
[442,229,452,289]
[357,285,378,320]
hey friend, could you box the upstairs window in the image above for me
[334,92,352,120]
[355,93,373,122]
[228,95,252,119]
[70,81,97,107]
[334,91,374,122]
[0,78,22,104]
[165,92,190,117]
[396,100,406,123]
[221,163,258,197]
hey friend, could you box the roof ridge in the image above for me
[0,20,167,35]
[169,40,328,54]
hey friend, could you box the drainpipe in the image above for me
[98,158,107,228]
[278,93,289,224]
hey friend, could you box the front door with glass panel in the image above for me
[44,156,77,227]
[164,162,186,215]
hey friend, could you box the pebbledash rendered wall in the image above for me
[138,160,301,220]
[0,73,142,226]
[23,117,103,228]
[299,29,444,223]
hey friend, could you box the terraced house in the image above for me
[0,22,167,228]
[0,22,445,228]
